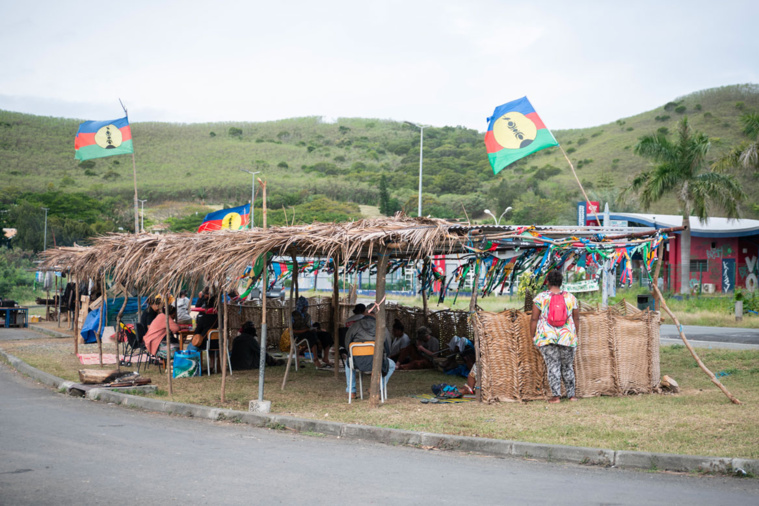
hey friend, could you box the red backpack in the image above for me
[546,291,568,327]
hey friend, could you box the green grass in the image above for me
[4,327,759,458]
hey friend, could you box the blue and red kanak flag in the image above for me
[197,204,250,232]
[484,97,558,174]
[74,116,134,161]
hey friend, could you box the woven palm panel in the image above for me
[574,310,617,397]
[612,312,655,394]
[647,311,661,388]
[515,311,549,400]
[476,310,519,403]
[429,309,472,345]
[578,300,598,312]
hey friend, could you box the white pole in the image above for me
[138,199,147,232]
[240,169,260,229]
[41,207,49,251]
[418,126,425,218]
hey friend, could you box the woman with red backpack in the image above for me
[529,270,580,404]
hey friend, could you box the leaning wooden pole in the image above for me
[369,248,389,407]
[650,243,741,405]
[421,258,430,327]
[115,283,129,371]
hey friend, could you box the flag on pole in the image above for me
[74,116,134,161]
[197,204,251,232]
[484,97,558,174]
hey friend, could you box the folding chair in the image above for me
[347,342,386,404]
[203,330,232,375]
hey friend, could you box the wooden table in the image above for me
[177,330,194,351]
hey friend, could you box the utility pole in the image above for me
[41,207,49,251]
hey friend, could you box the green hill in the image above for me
[1,83,758,235]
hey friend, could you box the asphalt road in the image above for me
[660,324,759,345]
[1,364,758,505]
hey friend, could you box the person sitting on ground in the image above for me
[388,319,410,362]
[396,326,440,370]
[462,362,477,395]
[143,305,180,356]
[230,321,281,369]
[176,290,192,325]
[344,307,395,399]
[530,269,580,404]
[291,296,330,368]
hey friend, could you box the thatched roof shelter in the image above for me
[39,215,659,292]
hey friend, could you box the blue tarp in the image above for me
[80,298,107,344]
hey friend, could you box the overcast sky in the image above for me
[1,1,757,132]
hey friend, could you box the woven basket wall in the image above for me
[574,311,616,397]
[475,310,519,403]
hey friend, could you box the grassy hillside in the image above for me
[1,84,758,232]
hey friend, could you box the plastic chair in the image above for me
[203,330,232,376]
[347,342,386,404]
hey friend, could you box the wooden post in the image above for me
[258,252,268,402]
[369,248,389,407]
[55,273,60,327]
[221,294,229,402]
[332,258,340,379]
[165,293,173,397]
[97,274,105,367]
[421,259,430,327]
[650,243,741,404]
[282,255,298,390]
[469,258,482,402]
[115,284,129,370]
[74,277,80,355]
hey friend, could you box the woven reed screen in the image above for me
[476,307,661,402]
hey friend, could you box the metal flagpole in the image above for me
[119,99,140,234]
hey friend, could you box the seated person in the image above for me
[344,309,395,398]
[230,321,281,369]
[339,303,367,360]
[312,322,334,366]
[388,319,410,362]
[195,287,210,310]
[143,305,180,356]
[292,303,330,369]
[396,326,440,370]
[462,363,477,395]
[139,296,163,329]
[175,290,192,325]
[188,294,219,351]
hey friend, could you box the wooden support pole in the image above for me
[97,274,105,367]
[650,244,741,405]
[282,255,298,390]
[221,294,229,402]
[257,252,268,402]
[469,258,482,402]
[333,258,340,379]
[165,293,173,397]
[74,277,80,355]
[369,248,389,407]
[421,258,430,327]
[116,283,129,371]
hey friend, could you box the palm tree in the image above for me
[630,117,745,294]
[714,112,759,172]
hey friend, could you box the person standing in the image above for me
[530,270,580,404]
[176,290,192,325]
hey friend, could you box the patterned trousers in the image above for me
[538,344,576,398]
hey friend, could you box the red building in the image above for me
[601,213,759,293]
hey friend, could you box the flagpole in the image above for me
[557,144,602,227]
[120,99,140,234]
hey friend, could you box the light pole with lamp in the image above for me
[41,207,49,250]
[404,121,428,217]
[138,199,147,232]
[483,206,512,225]
[239,169,261,228]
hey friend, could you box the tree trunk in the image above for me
[680,213,691,294]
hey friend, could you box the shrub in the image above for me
[695,104,702,111]
[228,127,243,137]
[209,131,216,137]
[675,105,687,114]
[566,147,577,154]
[664,101,679,111]
[591,130,604,138]
[577,137,589,146]
[626,127,634,131]
[736,101,745,110]
[655,115,671,122]
[277,161,289,169]
[657,127,669,135]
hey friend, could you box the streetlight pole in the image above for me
[405,121,427,217]
[239,169,261,228]
[138,199,147,232]
[483,206,512,226]
[41,207,49,251]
